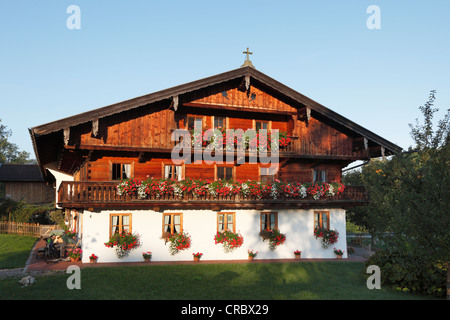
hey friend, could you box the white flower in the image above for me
[173,184,183,198]
[137,184,147,199]
[299,185,307,198]
[208,184,217,197]
[240,183,250,197]
[270,184,279,199]
[327,184,335,196]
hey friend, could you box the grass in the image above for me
[0,261,440,300]
[0,235,442,300]
[0,234,38,269]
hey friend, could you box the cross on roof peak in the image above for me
[241,47,255,68]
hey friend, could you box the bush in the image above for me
[0,198,58,224]
[366,249,447,297]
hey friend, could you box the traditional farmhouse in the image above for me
[29,54,401,263]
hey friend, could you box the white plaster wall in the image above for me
[80,208,347,263]
[46,168,73,209]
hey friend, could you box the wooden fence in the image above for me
[0,221,58,237]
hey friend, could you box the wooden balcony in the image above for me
[57,181,369,210]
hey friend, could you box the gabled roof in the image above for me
[29,66,401,153]
[29,65,402,179]
[0,164,45,182]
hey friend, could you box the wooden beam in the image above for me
[297,107,311,124]
[91,119,99,137]
[63,127,70,145]
[87,150,94,161]
[170,95,179,111]
[364,137,369,156]
[183,102,296,116]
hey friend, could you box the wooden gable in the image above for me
[30,66,402,178]
[184,82,297,115]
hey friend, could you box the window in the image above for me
[255,121,268,131]
[260,212,278,231]
[110,214,131,236]
[164,164,183,181]
[217,212,235,232]
[111,163,132,180]
[214,116,226,129]
[163,213,182,236]
[314,211,329,230]
[216,166,233,180]
[313,170,327,183]
[187,116,202,130]
[260,166,276,183]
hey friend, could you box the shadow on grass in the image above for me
[0,262,441,300]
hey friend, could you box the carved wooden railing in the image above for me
[58,181,369,207]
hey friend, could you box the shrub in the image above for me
[366,249,446,297]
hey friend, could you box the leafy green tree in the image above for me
[347,91,449,298]
[0,119,34,164]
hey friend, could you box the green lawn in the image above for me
[0,235,442,300]
[0,234,38,269]
[0,261,440,300]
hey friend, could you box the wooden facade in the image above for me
[0,164,54,204]
[30,66,401,209]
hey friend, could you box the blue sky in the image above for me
[1,1,449,157]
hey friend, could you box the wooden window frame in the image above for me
[212,116,228,129]
[253,120,272,131]
[186,115,204,130]
[314,211,330,230]
[255,120,271,131]
[217,212,236,233]
[313,169,327,183]
[162,213,183,236]
[260,212,278,231]
[110,161,134,181]
[214,164,235,181]
[259,166,277,183]
[109,213,132,237]
[162,162,185,180]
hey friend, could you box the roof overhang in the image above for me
[30,66,402,178]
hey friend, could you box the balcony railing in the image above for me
[57,181,369,209]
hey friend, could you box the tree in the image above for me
[0,119,34,164]
[348,91,450,298]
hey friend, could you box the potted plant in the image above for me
[334,248,344,259]
[104,232,141,258]
[214,230,244,253]
[192,252,203,262]
[89,253,98,263]
[314,226,339,248]
[294,250,302,259]
[247,249,258,261]
[142,251,152,261]
[67,248,82,262]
